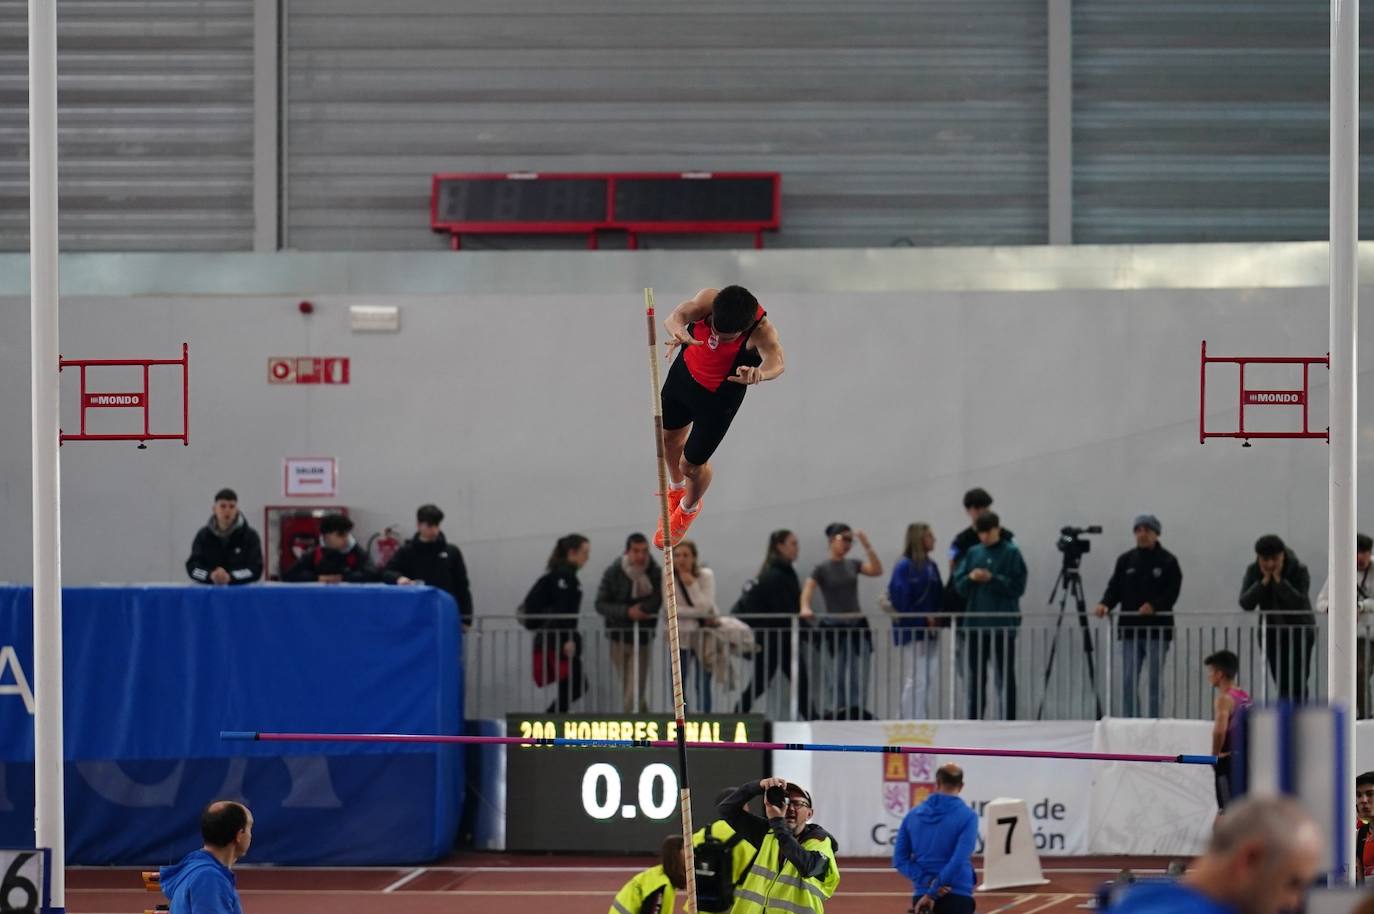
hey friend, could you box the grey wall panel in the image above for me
[284,0,1047,250]
[0,0,254,251]
[1074,0,1374,243]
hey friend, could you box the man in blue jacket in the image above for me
[159,800,252,914]
[893,764,978,914]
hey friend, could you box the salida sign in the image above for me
[268,357,350,385]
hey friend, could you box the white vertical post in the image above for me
[28,0,65,908]
[1329,0,1358,886]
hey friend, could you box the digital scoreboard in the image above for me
[504,714,768,853]
[429,172,781,249]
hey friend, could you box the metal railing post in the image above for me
[789,620,800,721]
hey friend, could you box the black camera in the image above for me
[765,786,787,809]
[1056,525,1102,569]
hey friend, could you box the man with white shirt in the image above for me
[1317,532,1374,718]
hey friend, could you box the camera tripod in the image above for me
[1035,558,1104,720]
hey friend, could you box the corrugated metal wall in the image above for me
[16,2,1374,252]
[284,0,1048,250]
[1074,0,1374,244]
[0,0,254,252]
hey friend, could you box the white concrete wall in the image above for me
[0,247,1369,626]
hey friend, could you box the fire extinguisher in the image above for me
[367,524,405,569]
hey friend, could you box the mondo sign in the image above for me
[81,392,144,408]
[504,714,767,852]
[1243,390,1305,405]
[268,357,350,385]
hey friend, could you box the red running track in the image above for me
[67,853,1174,914]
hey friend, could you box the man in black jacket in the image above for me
[383,504,473,629]
[1239,534,1315,702]
[185,488,262,585]
[284,513,377,583]
[1093,514,1182,717]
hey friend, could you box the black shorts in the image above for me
[660,352,747,466]
[1213,756,1233,810]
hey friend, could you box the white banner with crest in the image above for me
[773,720,1100,856]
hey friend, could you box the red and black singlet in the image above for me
[682,305,766,393]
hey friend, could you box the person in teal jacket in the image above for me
[610,835,687,914]
[953,512,1026,719]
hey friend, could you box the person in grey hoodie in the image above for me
[893,764,978,914]
[158,800,252,914]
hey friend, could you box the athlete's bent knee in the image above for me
[679,458,705,479]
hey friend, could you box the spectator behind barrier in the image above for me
[1093,513,1182,718]
[383,503,474,630]
[1238,534,1315,702]
[158,800,252,914]
[736,530,816,720]
[802,522,882,720]
[185,488,262,585]
[944,487,1015,615]
[283,513,378,583]
[1316,532,1374,718]
[668,539,723,713]
[519,533,591,714]
[884,522,944,720]
[953,511,1026,720]
[595,533,662,714]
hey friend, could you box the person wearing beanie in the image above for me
[1093,514,1182,717]
[185,488,263,585]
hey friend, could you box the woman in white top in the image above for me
[665,539,721,712]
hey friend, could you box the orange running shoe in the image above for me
[663,485,686,514]
[653,487,688,548]
[666,500,702,546]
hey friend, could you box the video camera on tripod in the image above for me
[1056,525,1102,567]
[1038,524,1105,720]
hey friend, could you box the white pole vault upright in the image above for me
[1329,0,1358,887]
[29,0,66,908]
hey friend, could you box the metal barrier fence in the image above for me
[466,612,1362,721]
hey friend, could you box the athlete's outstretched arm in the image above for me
[663,288,716,357]
[728,319,785,385]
